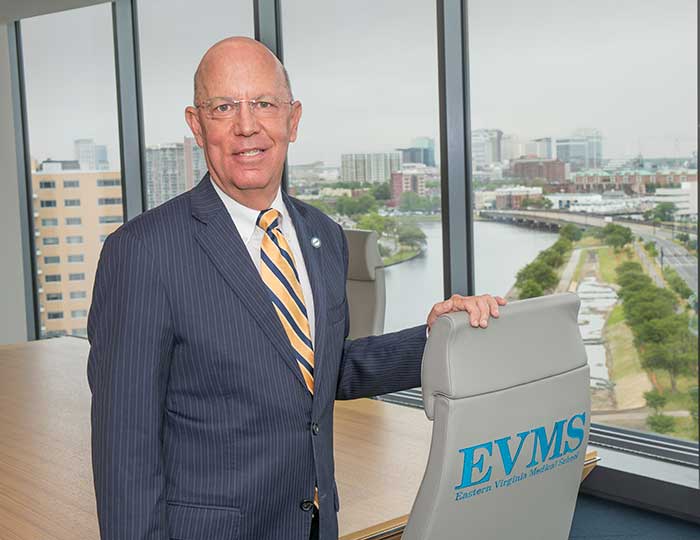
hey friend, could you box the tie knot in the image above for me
[257,208,281,232]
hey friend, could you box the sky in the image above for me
[20,0,698,169]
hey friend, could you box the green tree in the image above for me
[663,267,693,299]
[641,340,696,393]
[306,199,333,215]
[643,240,658,257]
[644,389,667,414]
[538,248,565,268]
[516,260,558,290]
[599,223,633,251]
[518,280,544,299]
[651,202,677,222]
[335,194,377,217]
[634,314,689,347]
[357,213,388,236]
[646,414,675,434]
[397,224,427,248]
[371,182,392,201]
[560,224,583,242]
[689,387,698,430]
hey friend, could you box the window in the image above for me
[43,256,60,264]
[138,0,253,209]
[282,0,442,333]
[68,273,85,281]
[71,309,88,318]
[46,292,63,301]
[99,215,123,224]
[42,237,59,246]
[71,328,88,337]
[44,274,61,283]
[22,3,124,340]
[98,197,122,205]
[41,218,58,226]
[47,311,64,320]
[96,178,121,187]
[70,290,87,299]
[39,180,55,189]
[468,0,698,444]
[45,330,67,338]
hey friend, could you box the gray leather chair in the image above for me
[344,229,385,339]
[402,293,590,540]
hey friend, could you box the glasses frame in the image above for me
[195,96,295,119]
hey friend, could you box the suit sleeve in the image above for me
[87,227,174,540]
[335,225,428,400]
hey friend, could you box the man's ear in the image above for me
[185,106,205,147]
[288,101,302,143]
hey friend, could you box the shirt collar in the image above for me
[210,177,289,246]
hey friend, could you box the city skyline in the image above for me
[19,0,697,168]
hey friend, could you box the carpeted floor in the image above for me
[569,494,700,539]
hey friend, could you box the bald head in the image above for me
[193,37,292,105]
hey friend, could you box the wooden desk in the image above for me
[0,338,597,540]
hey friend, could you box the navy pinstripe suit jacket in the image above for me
[87,175,427,540]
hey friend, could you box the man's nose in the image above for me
[232,104,260,136]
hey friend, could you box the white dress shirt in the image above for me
[211,178,316,346]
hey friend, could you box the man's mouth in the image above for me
[235,148,265,156]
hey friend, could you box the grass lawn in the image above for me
[597,245,637,284]
[571,249,587,283]
[382,248,420,266]
[669,416,699,442]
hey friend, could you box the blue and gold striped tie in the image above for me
[256,208,315,394]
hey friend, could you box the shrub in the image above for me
[646,414,675,434]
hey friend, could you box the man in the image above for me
[87,37,505,540]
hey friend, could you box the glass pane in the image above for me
[282,0,442,332]
[22,4,123,340]
[470,0,698,442]
[138,0,254,209]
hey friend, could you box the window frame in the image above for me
[7,0,698,524]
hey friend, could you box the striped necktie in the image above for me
[256,208,315,394]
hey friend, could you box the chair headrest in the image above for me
[344,229,382,281]
[421,293,586,419]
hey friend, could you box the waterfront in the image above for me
[383,220,559,332]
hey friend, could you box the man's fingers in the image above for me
[476,297,490,327]
[487,296,501,318]
[496,295,507,306]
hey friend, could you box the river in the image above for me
[383,220,560,332]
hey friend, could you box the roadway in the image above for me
[482,209,698,295]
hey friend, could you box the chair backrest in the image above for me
[402,293,590,540]
[344,229,385,339]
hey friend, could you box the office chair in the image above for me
[402,293,590,540]
[344,229,385,339]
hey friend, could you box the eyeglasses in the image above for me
[196,96,294,119]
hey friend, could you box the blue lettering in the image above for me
[527,419,566,468]
[455,442,493,490]
[494,431,529,476]
[564,413,586,453]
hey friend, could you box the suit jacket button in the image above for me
[311,422,320,435]
[300,499,314,512]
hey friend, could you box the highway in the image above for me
[482,209,698,295]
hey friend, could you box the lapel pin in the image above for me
[311,237,321,249]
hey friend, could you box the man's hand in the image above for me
[427,294,507,331]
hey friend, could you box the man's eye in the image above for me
[215,103,231,113]
[256,101,274,109]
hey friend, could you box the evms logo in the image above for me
[454,412,586,502]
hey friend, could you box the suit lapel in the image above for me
[190,176,308,391]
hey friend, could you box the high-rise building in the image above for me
[471,129,503,167]
[74,138,110,170]
[146,143,186,208]
[341,152,402,183]
[391,164,428,204]
[396,137,436,167]
[184,137,207,190]
[555,130,603,171]
[32,163,123,338]
[532,137,554,159]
